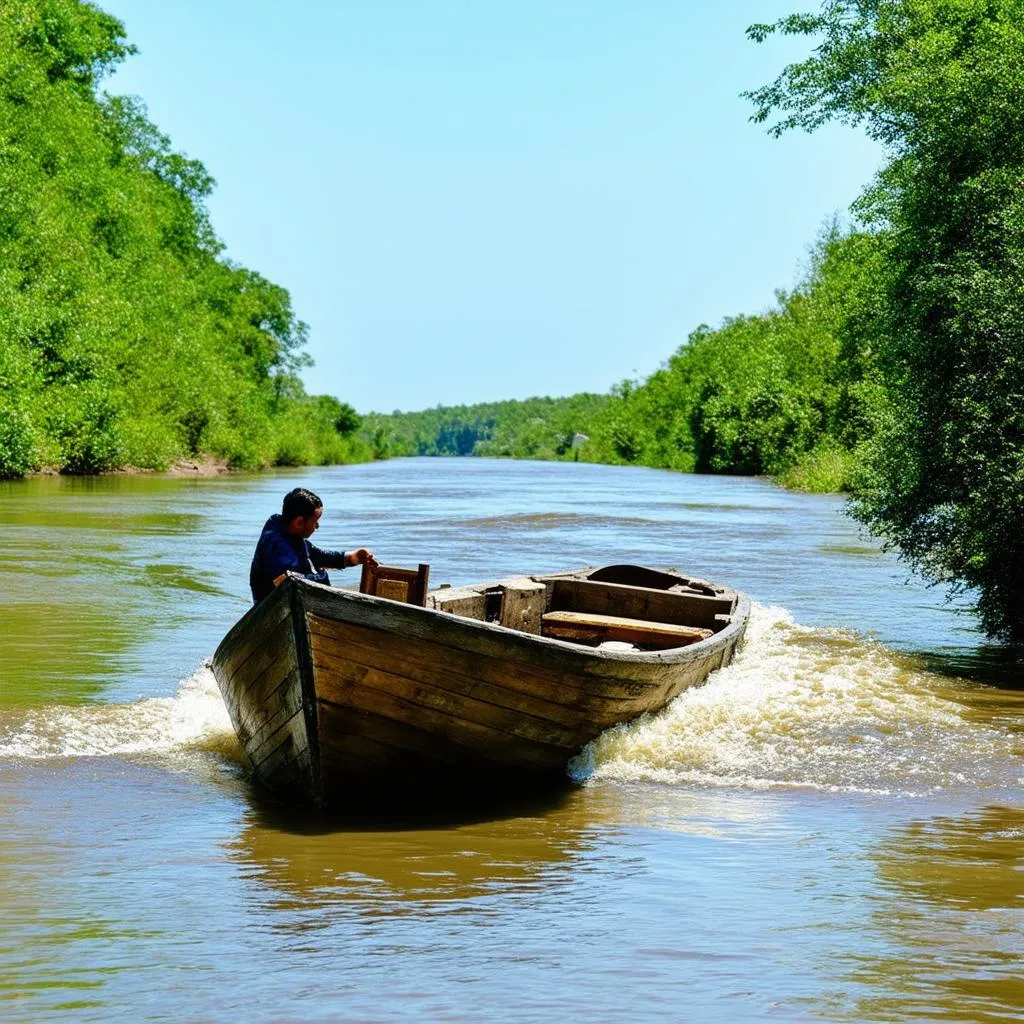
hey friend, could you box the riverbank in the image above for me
[16,447,377,482]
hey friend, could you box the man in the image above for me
[249,487,377,603]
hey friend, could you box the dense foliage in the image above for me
[0,0,368,476]
[748,0,1024,644]
[574,228,885,488]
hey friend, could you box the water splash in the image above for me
[0,664,239,762]
[572,605,1023,797]
[3,609,1020,799]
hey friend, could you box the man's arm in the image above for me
[309,543,378,571]
[345,547,378,570]
[307,542,347,570]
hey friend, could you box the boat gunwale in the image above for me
[293,575,750,669]
[212,581,292,673]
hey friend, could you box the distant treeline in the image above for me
[362,394,610,461]
[0,0,370,476]
[364,225,878,493]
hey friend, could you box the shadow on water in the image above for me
[239,775,579,833]
[919,644,1024,690]
[228,780,590,912]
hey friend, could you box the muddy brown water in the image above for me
[1,458,1022,1022]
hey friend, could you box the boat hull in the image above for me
[212,571,750,807]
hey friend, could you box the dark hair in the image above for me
[282,487,323,520]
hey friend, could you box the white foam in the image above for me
[571,605,1022,796]
[0,663,238,761]
[4,609,1019,799]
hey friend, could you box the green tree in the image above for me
[0,0,365,477]
[748,0,1024,643]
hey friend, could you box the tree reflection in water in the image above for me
[850,805,1024,1022]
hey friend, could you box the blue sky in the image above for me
[103,1,881,413]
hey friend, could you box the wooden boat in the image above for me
[212,564,750,807]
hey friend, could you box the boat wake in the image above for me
[3,606,1020,799]
[571,604,1023,797]
[0,664,240,763]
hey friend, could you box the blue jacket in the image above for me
[249,514,348,603]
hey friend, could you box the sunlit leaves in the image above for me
[0,0,355,478]
[749,0,1024,642]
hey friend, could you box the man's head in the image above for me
[282,487,323,538]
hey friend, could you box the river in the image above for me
[1,458,1022,1022]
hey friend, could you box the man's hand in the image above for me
[349,547,378,570]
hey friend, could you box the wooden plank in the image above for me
[360,561,430,606]
[377,579,409,602]
[308,619,587,727]
[430,587,487,620]
[235,645,300,733]
[306,613,595,702]
[241,671,304,755]
[542,611,712,648]
[499,578,547,635]
[318,697,567,774]
[318,701,469,769]
[304,610,664,705]
[313,650,580,749]
[307,619,706,735]
[298,581,748,689]
[550,579,734,630]
[214,598,293,680]
[217,626,299,756]
[212,585,291,670]
[313,664,569,769]
[217,612,295,702]
[256,740,313,797]
[249,707,307,769]
[315,701,570,797]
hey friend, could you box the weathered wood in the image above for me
[499,578,547,635]
[541,611,713,649]
[307,616,587,728]
[210,585,316,799]
[300,582,735,683]
[313,654,574,760]
[360,561,430,606]
[249,705,306,768]
[305,611,653,704]
[214,597,293,682]
[311,642,581,747]
[319,700,471,768]
[317,701,503,791]
[550,579,735,630]
[210,564,751,807]
[429,587,487,620]
[256,735,313,796]
[243,671,304,756]
[235,645,300,734]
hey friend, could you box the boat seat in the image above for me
[541,610,713,649]
[360,561,430,607]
